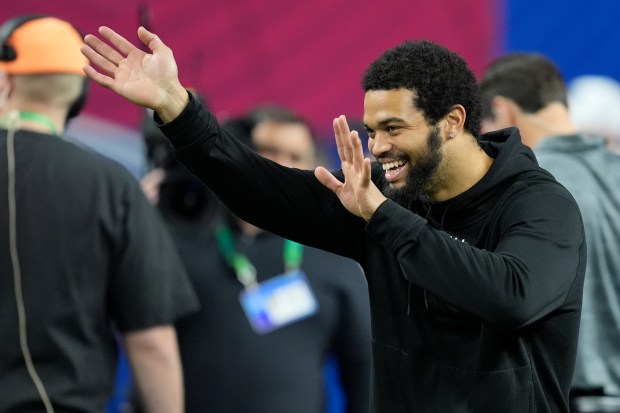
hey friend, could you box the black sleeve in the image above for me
[109,175,199,332]
[158,94,367,262]
[367,185,585,331]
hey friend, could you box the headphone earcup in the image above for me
[67,77,89,120]
[0,44,17,61]
[0,15,46,62]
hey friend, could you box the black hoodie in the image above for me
[160,95,586,413]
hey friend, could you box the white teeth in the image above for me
[382,160,405,171]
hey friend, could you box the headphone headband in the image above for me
[0,15,47,62]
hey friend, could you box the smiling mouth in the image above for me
[382,160,408,182]
[382,160,405,171]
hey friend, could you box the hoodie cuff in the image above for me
[155,91,214,149]
[367,200,426,252]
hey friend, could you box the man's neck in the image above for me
[428,133,495,202]
[518,103,578,148]
[1,105,65,135]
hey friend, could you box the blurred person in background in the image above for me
[480,52,620,411]
[568,74,620,154]
[0,16,198,413]
[139,102,372,413]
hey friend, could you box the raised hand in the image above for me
[314,115,387,221]
[81,26,188,123]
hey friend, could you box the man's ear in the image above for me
[490,95,521,128]
[444,104,466,139]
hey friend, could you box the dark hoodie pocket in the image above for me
[463,364,533,412]
[371,342,533,412]
[370,342,419,412]
[433,362,534,412]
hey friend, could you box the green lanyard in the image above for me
[0,111,59,136]
[214,225,304,289]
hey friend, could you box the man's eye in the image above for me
[387,126,400,133]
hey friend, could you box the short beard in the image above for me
[381,126,443,208]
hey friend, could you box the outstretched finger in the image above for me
[349,130,365,170]
[362,158,372,187]
[83,32,126,67]
[137,26,167,55]
[333,117,345,162]
[314,166,343,194]
[82,64,114,90]
[99,26,140,57]
[80,42,118,76]
[83,33,126,65]
[334,115,353,163]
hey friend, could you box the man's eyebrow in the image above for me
[365,117,407,129]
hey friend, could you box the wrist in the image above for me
[155,83,189,123]
[361,192,388,222]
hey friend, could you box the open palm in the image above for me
[81,26,183,115]
[315,115,387,221]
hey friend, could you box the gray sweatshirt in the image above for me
[536,134,620,396]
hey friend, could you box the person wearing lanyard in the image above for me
[146,105,372,413]
[214,225,316,334]
[0,16,198,413]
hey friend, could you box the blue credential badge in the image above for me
[239,270,319,334]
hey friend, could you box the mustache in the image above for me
[375,151,409,162]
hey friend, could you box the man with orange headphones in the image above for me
[0,16,198,413]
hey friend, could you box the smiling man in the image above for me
[364,89,445,205]
[82,27,586,413]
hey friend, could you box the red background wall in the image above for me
[1,0,500,138]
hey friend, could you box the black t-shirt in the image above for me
[0,130,198,412]
[170,211,372,413]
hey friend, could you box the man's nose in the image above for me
[370,132,392,156]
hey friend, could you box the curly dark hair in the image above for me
[362,40,482,137]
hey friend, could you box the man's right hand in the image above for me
[315,115,387,222]
[80,26,189,123]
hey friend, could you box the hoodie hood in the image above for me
[418,127,552,230]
